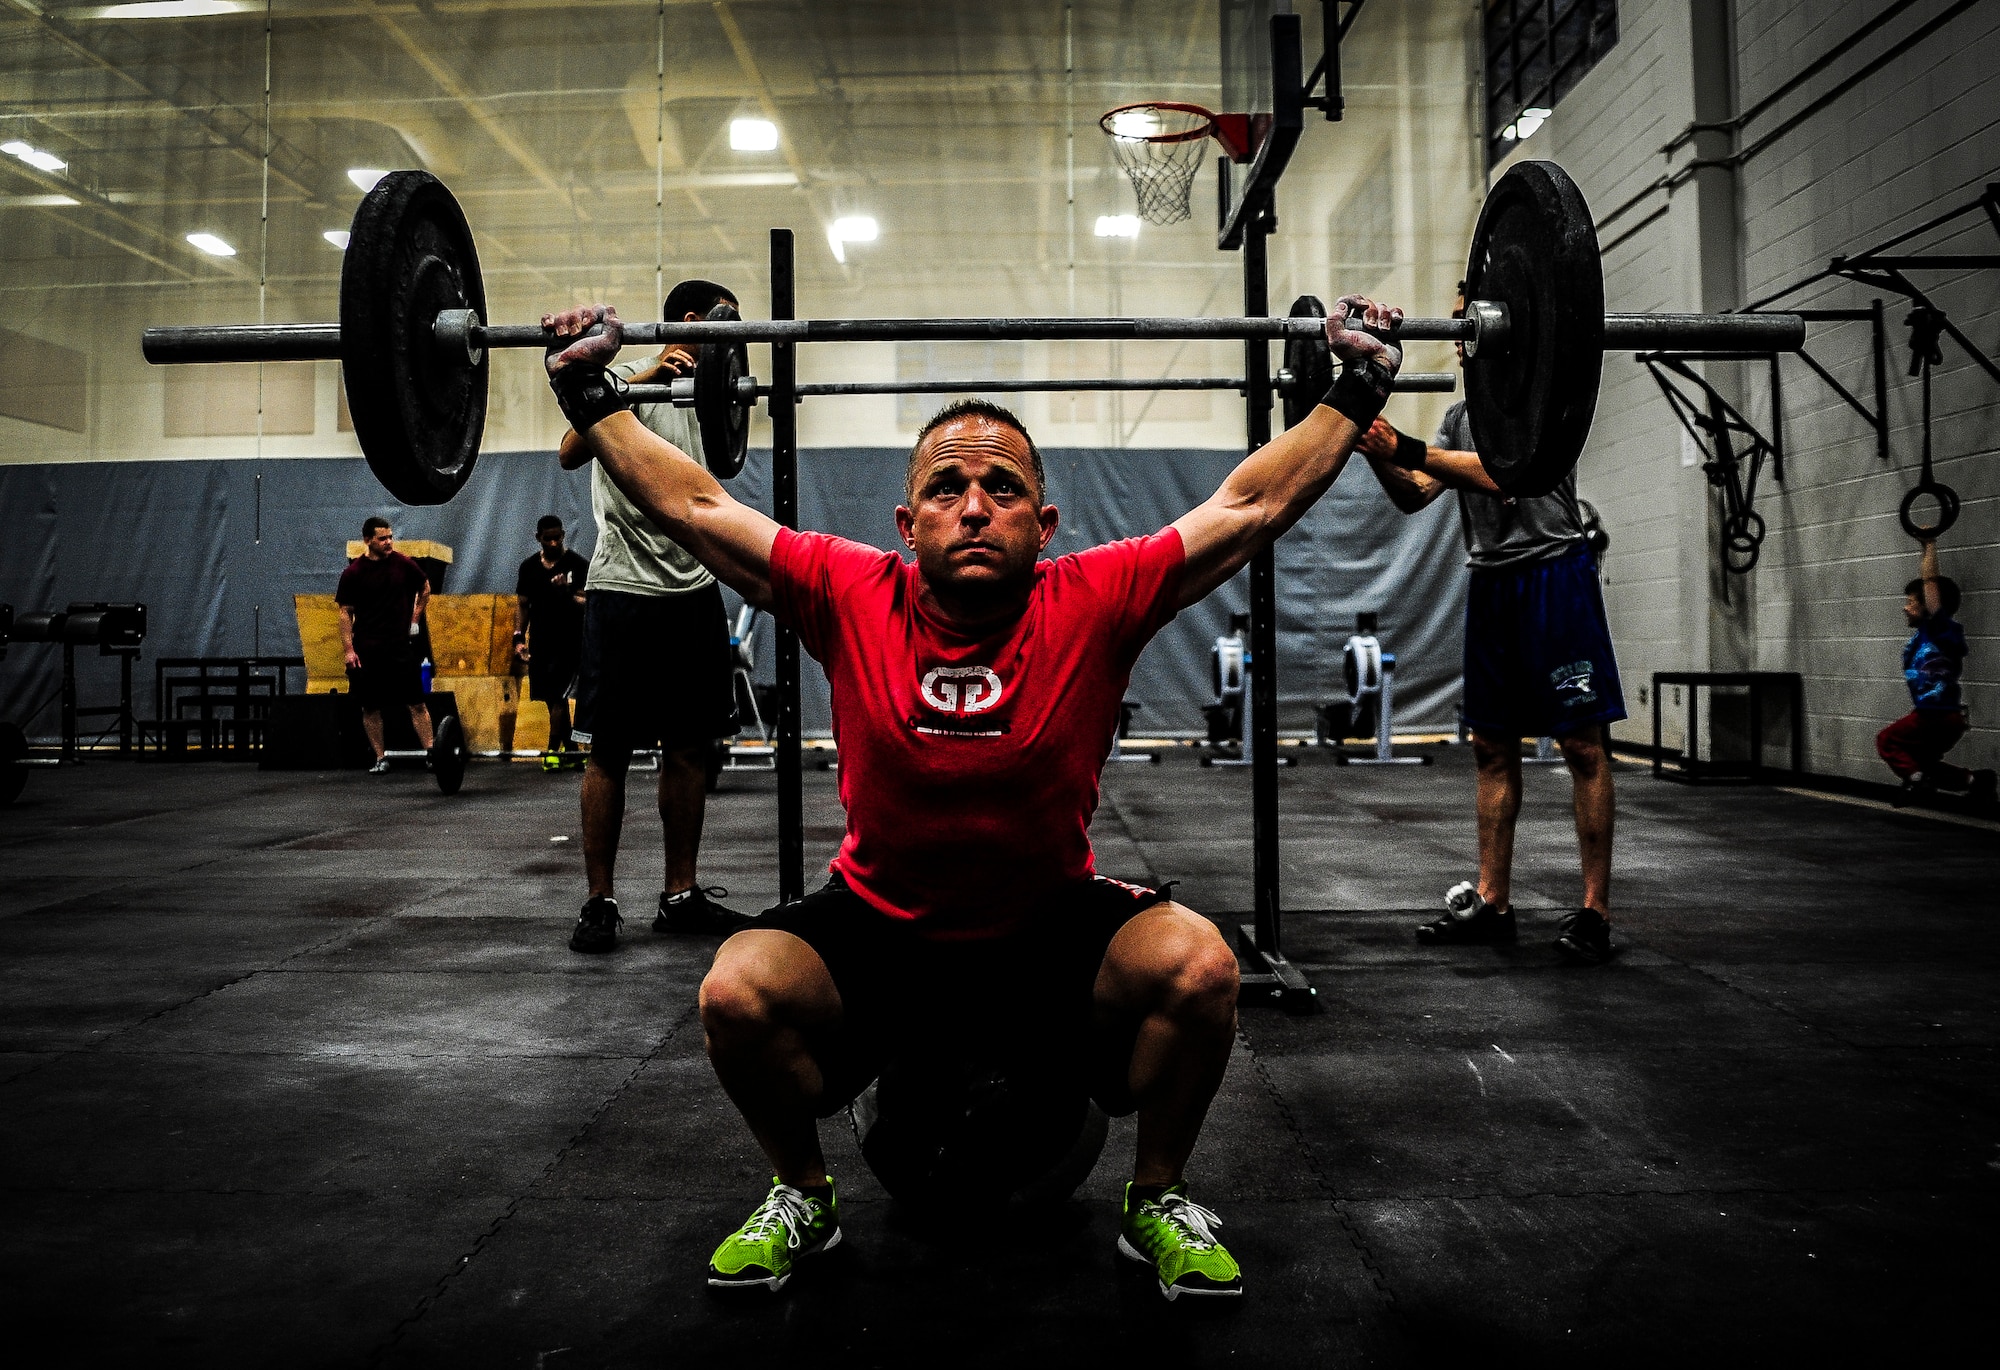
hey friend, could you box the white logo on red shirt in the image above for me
[920,665,1003,715]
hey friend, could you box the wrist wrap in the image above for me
[548,365,629,433]
[1391,430,1428,470]
[1323,358,1395,429]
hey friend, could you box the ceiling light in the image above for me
[3,140,68,174]
[347,168,389,193]
[826,215,878,264]
[323,230,351,250]
[1513,107,1551,139]
[730,118,779,151]
[92,1,250,16]
[1094,215,1142,238]
[186,232,236,257]
[1109,109,1160,140]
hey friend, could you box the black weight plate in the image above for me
[0,720,26,806]
[431,714,467,796]
[1462,160,1604,498]
[695,301,750,479]
[341,171,488,505]
[1282,295,1332,430]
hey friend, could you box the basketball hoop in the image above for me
[1100,101,1222,227]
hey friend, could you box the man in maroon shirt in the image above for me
[542,293,1405,1301]
[336,516,434,772]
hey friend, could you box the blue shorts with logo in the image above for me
[1462,541,1626,738]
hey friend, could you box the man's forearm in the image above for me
[338,609,355,652]
[1233,405,1362,519]
[581,411,778,607]
[1921,539,1942,614]
[1418,447,1502,495]
[1172,405,1362,604]
[1363,450,1443,512]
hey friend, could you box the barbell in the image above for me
[141,162,1807,503]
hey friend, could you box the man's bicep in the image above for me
[686,498,784,610]
[1170,500,1258,607]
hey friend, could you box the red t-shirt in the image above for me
[770,527,1185,940]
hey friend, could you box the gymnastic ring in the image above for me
[1899,481,1960,542]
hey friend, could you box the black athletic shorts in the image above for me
[758,870,1173,1119]
[346,651,422,709]
[526,650,579,705]
[572,585,734,757]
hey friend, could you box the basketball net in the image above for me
[1100,102,1217,226]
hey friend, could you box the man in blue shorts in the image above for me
[1356,293,1623,963]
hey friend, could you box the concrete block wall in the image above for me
[1506,0,1998,783]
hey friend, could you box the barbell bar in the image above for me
[614,371,1461,405]
[139,312,1800,365]
[136,163,1812,503]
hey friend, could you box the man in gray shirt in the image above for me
[555,278,747,953]
[1355,292,1625,963]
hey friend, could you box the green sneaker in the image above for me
[707,1178,841,1292]
[1118,1182,1243,1301]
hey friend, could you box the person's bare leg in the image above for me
[361,709,385,760]
[546,699,572,753]
[409,702,434,751]
[1557,724,1615,917]
[700,930,843,1186]
[1094,903,1240,1186]
[582,753,629,900]
[1472,731,1523,910]
[659,744,708,895]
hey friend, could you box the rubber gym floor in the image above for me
[1,746,1993,1367]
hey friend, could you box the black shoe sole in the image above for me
[569,935,617,953]
[1553,937,1613,964]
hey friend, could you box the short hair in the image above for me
[907,398,1046,504]
[537,514,564,535]
[664,278,736,322]
[361,515,391,538]
[1906,576,1961,617]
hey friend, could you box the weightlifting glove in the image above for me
[547,364,630,434]
[1323,358,1396,430]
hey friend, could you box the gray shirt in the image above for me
[1433,400,1585,572]
[583,360,716,597]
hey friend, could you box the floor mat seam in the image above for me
[1239,1031,1399,1310]
[368,1001,699,1362]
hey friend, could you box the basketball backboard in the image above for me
[1220,0,1288,116]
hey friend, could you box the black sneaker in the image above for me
[1554,908,1615,964]
[1968,770,1997,808]
[1893,771,1937,808]
[654,886,748,935]
[569,895,622,953]
[1416,880,1517,945]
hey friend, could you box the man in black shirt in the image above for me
[336,516,434,773]
[515,514,590,764]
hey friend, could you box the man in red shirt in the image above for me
[336,517,434,772]
[542,293,1406,1301]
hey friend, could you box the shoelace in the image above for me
[1153,1194,1224,1252]
[664,885,730,906]
[738,1186,817,1249]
